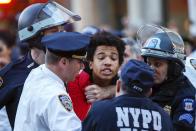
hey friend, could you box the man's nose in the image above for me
[104,57,112,66]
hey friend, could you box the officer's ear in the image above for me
[61,57,68,65]
[145,88,152,97]
[116,80,121,96]
[89,61,93,70]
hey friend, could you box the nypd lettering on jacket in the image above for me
[82,95,173,131]
[116,107,161,130]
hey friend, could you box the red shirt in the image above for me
[67,71,91,121]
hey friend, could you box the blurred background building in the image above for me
[0,0,195,40]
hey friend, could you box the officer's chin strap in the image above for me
[40,45,46,53]
[64,82,69,93]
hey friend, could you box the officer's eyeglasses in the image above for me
[68,58,85,70]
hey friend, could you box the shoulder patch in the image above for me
[58,94,73,112]
[0,77,3,88]
[183,98,195,112]
[179,113,193,124]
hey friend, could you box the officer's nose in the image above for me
[76,59,85,70]
[80,62,85,70]
[149,64,155,70]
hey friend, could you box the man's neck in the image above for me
[46,64,65,83]
[92,75,111,87]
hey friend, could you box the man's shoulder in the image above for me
[116,95,170,117]
[90,98,116,113]
[0,55,38,89]
[0,56,25,76]
[25,66,60,88]
[0,54,38,84]
[94,98,114,106]
[148,99,170,116]
[24,72,66,99]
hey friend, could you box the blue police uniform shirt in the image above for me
[151,75,196,130]
[0,52,39,128]
[82,94,173,131]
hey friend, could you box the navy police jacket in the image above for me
[151,75,196,131]
[0,52,38,128]
[82,94,173,131]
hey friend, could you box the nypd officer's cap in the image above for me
[41,32,90,60]
[120,59,154,93]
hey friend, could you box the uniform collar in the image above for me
[120,93,147,98]
[41,64,64,86]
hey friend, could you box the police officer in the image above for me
[0,30,15,131]
[121,37,142,64]
[81,25,101,37]
[0,1,81,129]
[138,24,196,130]
[14,32,90,131]
[82,60,173,131]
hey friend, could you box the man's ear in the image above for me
[116,80,121,94]
[145,88,152,97]
[61,57,67,65]
[89,61,93,69]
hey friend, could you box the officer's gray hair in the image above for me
[45,49,62,64]
[122,37,141,58]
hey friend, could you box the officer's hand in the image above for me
[85,84,115,103]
